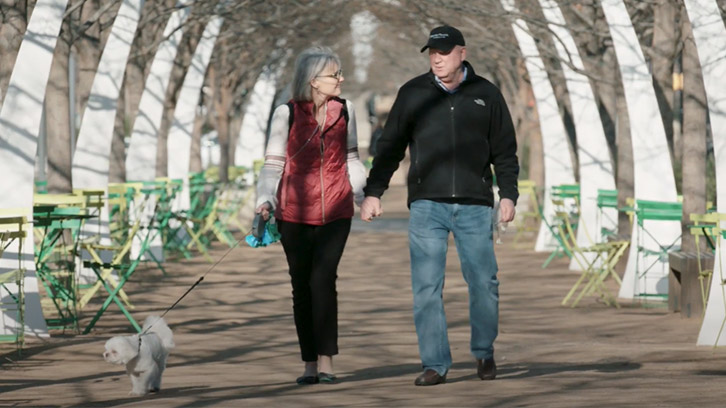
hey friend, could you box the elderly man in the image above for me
[361,25,519,386]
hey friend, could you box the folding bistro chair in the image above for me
[596,189,619,241]
[160,179,196,260]
[33,194,90,331]
[0,208,29,353]
[689,213,726,314]
[216,182,255,235]
[633,199,683,301]
[79,182,149,333]
[513,180,541,243]
[541,184,580,268]
[77,183,141,311]
[714,227,726,346]
[554,197,626,308]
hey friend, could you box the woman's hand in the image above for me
[256,202,272,221]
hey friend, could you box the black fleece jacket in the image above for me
[364,61,519,207]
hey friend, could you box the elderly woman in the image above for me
[255,46,366,385]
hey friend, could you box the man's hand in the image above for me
[360,196,383,222]
[256,202,271,221]
[499,198,515,223]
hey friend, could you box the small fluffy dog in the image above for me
[103,316,175,396]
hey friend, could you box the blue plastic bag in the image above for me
[245,217,281,248]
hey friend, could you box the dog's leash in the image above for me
[137,221,256,344]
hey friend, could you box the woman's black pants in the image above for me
[278,217,351,362]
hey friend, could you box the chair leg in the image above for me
[83,263,142,334]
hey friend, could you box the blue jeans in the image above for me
[408,200,499,376]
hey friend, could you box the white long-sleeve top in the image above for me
[255,99,367,212]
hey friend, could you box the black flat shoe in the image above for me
[318,372,337,383]
[296,375,319,385]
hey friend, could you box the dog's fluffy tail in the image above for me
[142,315,175,351]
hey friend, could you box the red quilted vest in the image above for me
[275,98,353,225]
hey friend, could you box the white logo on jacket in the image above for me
[474,98,486,107]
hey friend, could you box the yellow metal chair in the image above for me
[0,208,29,353]
[78,183,145,311]
[513,180,541,244]
[555,199,629,308]
[689,213,726,315]
[80,182,151,333]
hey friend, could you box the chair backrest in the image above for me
[689,212,724,252]
[34,179,48,194]
[0,209,29,264]
[72,188,105,210]
[552,184,580,200]
[34,193,86,208]
[597,189,618,209]
[517,179,540,214]
[596,189,619,239]
[635,200,683,226]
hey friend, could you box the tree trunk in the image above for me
[156,22,202,178]
[111,0,176,182]
[214,86,231,183]
[109,86,128,184]
[189,108,203,173]
[0,0,29,106]
[75,0,117,121]
[651,0,678,162]
[45,18,73,193]
[229,113,243,166]
[514,59,543,188]
[615,84,634,242]
[679,4,708,253]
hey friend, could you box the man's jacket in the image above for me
[364,61,519,207]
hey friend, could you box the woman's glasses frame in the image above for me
[316,69,343,81]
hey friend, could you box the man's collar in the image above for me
[434,65,468,93]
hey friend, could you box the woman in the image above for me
[255,46,366,385]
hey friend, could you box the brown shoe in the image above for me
[414,369,446,386]
[477,358,496,380]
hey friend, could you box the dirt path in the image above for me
[2,186,725,407]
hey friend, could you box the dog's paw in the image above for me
[129,390,147,397]
[150,387,160,393]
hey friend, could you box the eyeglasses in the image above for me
[316,69,343,80]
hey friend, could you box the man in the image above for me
[360,25,518,386]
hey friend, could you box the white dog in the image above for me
[103,316,175,396]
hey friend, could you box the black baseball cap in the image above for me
[420,25,466,53]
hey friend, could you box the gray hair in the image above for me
[292,46,341,101]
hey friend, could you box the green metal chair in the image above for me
[596,189,619,241]
[32,195,90,332]
[633,199,683,301]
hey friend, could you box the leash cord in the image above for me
[139,223,254,337]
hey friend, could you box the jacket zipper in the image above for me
[317,110,345,224]
[320,137,326,224]
[449,97,456,197]
[285,126,320,208]
[415,142,421,184]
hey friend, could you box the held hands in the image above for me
[256,202,271,221]
[499,198,515,223]
[360,196,383,222]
